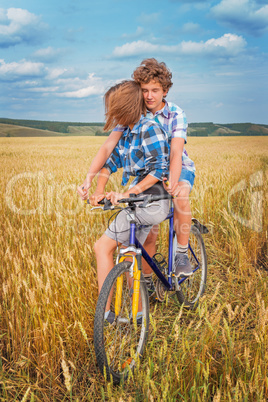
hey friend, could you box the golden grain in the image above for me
[61,357,72,393]
[0,136,267,400]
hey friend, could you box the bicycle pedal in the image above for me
[152,253,168,272]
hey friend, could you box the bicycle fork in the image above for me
[116,250,142,322]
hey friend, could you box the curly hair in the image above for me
[104,80,146,131]
[132,58,173,93]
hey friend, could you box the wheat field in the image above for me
[0,136,267,401]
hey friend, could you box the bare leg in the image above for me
[173,182,192,245]
[94,234,119,293]
[94,237,142,314]
[172,182,194,278]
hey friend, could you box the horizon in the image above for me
[1,116,268,127]
[1,1,268,125]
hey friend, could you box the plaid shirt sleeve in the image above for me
[142,124,169,180]
[112,124,126,133]
[171,109,188,142]
[103,144,122,174]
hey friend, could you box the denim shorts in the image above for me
[179,169,195,191]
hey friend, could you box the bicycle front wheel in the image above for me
[94,261,149,384]
[173,225,207,309]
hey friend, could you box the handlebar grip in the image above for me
[84,198,107,205]
[165,181,170,187]
[97,198,106,205]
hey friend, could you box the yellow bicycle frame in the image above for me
[115,255,141,321]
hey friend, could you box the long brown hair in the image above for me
[104,80,146,131]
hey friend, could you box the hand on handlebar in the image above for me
[105,191,129,205]
[89,191,105,206]
[163,177,180,197]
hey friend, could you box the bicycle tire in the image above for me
[94,261,149,384]
[173,225,207,309]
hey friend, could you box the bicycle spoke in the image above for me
[94,261,149,383]
[173,225,207,309]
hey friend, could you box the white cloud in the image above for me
[181,34,247,56]
[57,73,105,98]
[211,0,268,36]
[113,41,159,57]
[33,47,64,62]
[29,86,59,93]
[112,34,246,58]
[46,68,68,80]
[0,8,47,47]
[1,62,107,99]
[59,86,102,98]
[0,59,44,79]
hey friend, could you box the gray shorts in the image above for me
[105,199,170,246]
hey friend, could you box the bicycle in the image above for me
[92,193,208,384]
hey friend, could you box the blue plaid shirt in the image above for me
[114,100,195,173]
[104,116,169,187]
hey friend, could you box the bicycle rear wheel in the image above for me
[94,261,149,384]
[173,225,207,309]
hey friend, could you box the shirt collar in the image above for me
[122,115,144,136]
[147,99,169,118]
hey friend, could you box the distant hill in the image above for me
[0,123,67,137]
[0,118,267,137]
[188,122,268,137]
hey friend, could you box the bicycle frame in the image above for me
[135,207,174,290]
[112,198,204,320]
[139,206,203,288]
[117,202,179,291]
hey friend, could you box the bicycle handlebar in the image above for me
[119,193,172,204]
[92,193,172,210]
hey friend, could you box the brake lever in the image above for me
[139,195,152,208]
[138,195,160,209]
[139,202,160,209]
[86,198,115,211]
[91,206,105,211]
[103,199,113,210]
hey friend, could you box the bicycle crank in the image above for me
[155,278,168,302]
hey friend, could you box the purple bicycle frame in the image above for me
[133,207,175,290]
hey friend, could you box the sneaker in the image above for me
[174,253,193,278]
[144,275,155,297]
[104,311,115,325]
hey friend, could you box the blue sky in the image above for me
[0,0,267,124]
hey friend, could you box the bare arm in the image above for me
[88,167,110,205]
[87,131,122,182]
[165,137,184,195]
[106,174,159,205]
[77,130,122,200]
